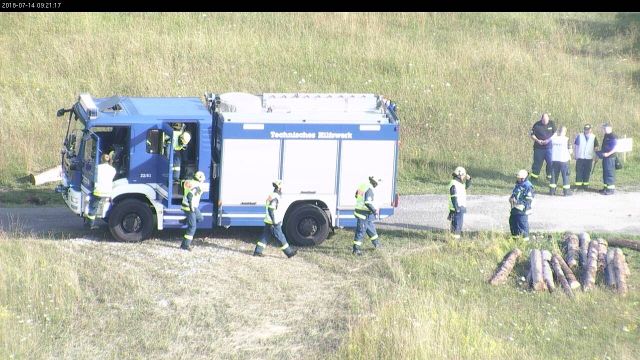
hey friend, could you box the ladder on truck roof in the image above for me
[262,93,382,113]
[212,92,387,114]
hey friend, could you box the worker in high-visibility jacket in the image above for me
[172,131,191,182]
[352,176,382,256]
[85,153,116,230]
[253,180,298,258]
[448,166,472,240]
[509,169,534,241]
[180,171,205,251]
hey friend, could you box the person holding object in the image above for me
[447,166,472,239]
[509,169,534,241]
[596,122,618,195]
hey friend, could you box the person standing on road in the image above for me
[530,113,557,184]
[573,124,599,191]
[448,166,472,239]
[549,126,572,196]
[253,180,298,258]
[509,169,534,241]
[352,176,382,256]
[597,122,618,195]
[85,153,116,230]
[180,171,205,251]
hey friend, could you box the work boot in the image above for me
[253,251,264,257]
[603,189,615,195]
[549,188,556,196]
[285,248,298,258]
[180,239,192,251]
[563,189,572,196]
[372,239,381,249]
[352,249,363,256]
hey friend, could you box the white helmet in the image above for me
[453,166,467,178]
[516,169,528,179]
[272,179,283,189]
[179,131,191,145]
[194,171,205,182]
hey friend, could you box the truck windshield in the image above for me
[65,112,85,157]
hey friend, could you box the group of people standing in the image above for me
[448,113,620,242]
[529,113,619,196]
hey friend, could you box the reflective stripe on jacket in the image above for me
[448,179,466,211]
[264,192,280,224]
[181,179,203,211]
[354,182,374,219]
[93,163,116,197]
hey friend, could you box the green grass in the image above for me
[326,230,640,360]
[0,13,639,199]
[1,227,639,359]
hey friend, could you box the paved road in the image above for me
[1,190,639,237]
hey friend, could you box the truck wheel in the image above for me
[108,199,154,242]
[285,204,330,246]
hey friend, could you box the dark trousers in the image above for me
[173,151,183,181]
[531,147,552,181]
[449,208,465,236]
[353,213,379,250]
[602,156,616,189]
[550,161,570,190]
[182,208,203,248]
[575,158,593,186]
[254,223,293,255]
[509,209,529,240]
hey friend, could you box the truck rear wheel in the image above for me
[108,199,154,242]
[285,204,330,246]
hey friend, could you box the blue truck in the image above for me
[56,92,399,245]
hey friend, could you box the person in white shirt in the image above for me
[550,126,572,196]
[85,153,117,229]
[573,124,599,191]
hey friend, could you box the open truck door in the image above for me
[80,130,101,217]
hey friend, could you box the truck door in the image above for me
[81,130,101,212]
[159,123,176,207]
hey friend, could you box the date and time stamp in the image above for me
[2,1,63,9]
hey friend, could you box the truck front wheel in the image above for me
[108,199,154,242]
[285,204,330,247]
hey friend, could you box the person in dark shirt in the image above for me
[529,113,557,184]
[596,123,618,195]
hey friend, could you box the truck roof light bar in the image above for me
[78,93,98,119]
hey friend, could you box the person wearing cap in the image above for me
[509,169,534,241]
[596,122,618,195]
[352,176,382,256]
[85,153,117,230]
[448,166,472,239]
[529,113,557,184]
[253,180,298,258]
[573,123,599,191]
[549,126,572,196]
[179,171,205,251]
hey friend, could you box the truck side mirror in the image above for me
[146,129,163,154]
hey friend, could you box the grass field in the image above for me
[0,13,638,197]
[1,228,638,359]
